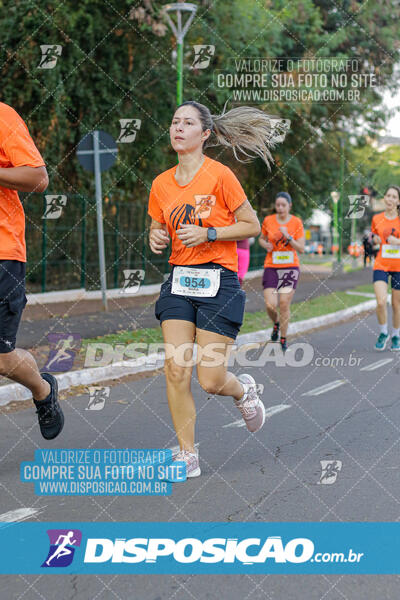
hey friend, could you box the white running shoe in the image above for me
[236,374,266,433]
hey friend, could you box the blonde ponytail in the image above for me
[178,100,290,169]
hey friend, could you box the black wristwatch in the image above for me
[207,227,217,242]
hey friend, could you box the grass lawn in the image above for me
[80,283,377,355]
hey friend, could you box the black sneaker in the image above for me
[33,373,64,440]
[280,336,287,353]
[271,322,280,342]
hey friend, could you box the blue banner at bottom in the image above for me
[0,522,398,574]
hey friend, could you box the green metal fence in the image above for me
[23,194,265,293]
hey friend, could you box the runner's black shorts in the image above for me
[0,260,27,353]
[373,269,400,290]
[155,262,246,340]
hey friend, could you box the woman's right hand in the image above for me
[149,227,170,254]
[258,236,273,252]
[265,241,273,252]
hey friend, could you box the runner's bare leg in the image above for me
[0,349,50,400]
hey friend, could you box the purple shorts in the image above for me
[262,267,300,291]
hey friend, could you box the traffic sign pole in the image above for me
[93,131,108,311]
[77,130,118,312]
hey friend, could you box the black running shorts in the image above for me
[0,260,27,353]
[155,262,246,340]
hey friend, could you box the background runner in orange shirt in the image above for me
[259,192,305,352]
[148,100,288,478]
[370,185,400,351]
[0,102,64,439]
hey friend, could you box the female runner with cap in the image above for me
[259,192,305,352]
[371,185,400,351]
[148,101,287,478]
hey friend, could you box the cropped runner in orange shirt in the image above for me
[259,192,305,352]
[371,185,400,351]
[148,101,288,478]
[0,102,64,440]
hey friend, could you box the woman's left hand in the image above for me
[279,226,289,238]
[387,235,400,245]
[177,224,208,247]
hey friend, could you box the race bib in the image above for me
[171,266,220,297]
[382,244,400,259]
[272,251,294,265]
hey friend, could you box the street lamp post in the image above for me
[330,190,341,272]
[163,2,197,106]
[331,191,339,245]
[339,137,345,266]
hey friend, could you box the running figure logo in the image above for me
[38,45,62,69]
[345,195,369,219]
[42,529,82,568]
[194,195,216,219]
[120,269,145,294]
[117,119,142,143]
[86,386,110,410]
[42,195,67,220]
[318,460,342,485]
[44,334,82,372]
[276,269,299,293]
[191,45,215,69]
[269,118,291,144]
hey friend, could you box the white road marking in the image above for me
[302,380,347,396]
[223,404,291,429]
[0,507,43,523]
[360,358,393,372]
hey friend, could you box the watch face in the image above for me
[208,227,217,242]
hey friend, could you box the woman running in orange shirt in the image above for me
[259,192,305,352]
[371,185,400,351]
[148,101,287,478]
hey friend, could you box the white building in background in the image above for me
[304,208,332,252]
[373,136,400,152]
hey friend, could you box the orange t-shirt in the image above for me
[371,212,400,272]
[261,214,304,268]
[148,156,247,271]
[0,102,46,262]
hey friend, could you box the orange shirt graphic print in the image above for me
[170,202,203,229]
[194,195,216,219]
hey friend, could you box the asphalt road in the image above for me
[0,309,399,598]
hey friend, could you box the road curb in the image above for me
[0,298,377,407]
